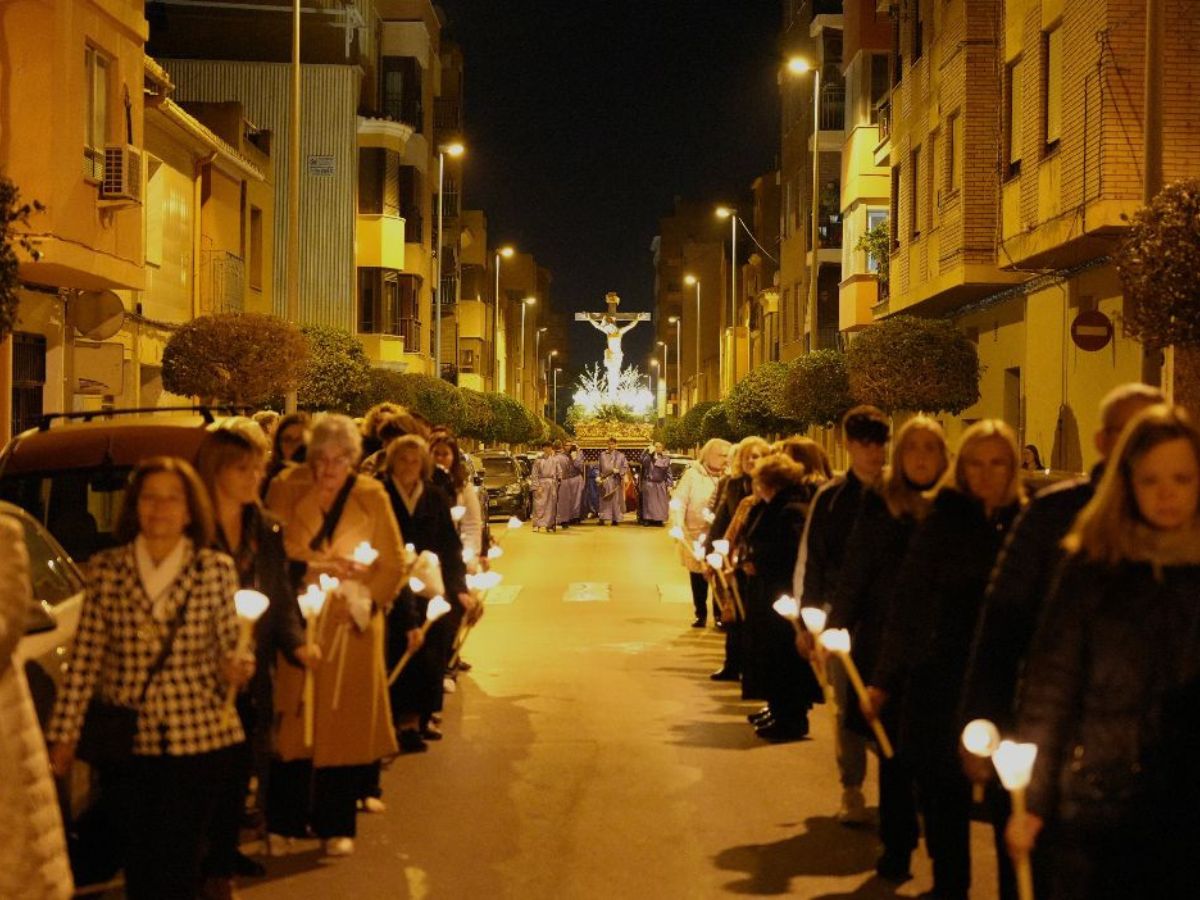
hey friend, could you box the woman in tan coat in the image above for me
[266,414,406,857]
[0,515,74,900]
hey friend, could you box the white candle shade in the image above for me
[507,516,524,530]
[408,576,426,594]
[451,505,467,522]
[462,547,477,564]
[772,595,800,620]
[705,552,725,570]
[962,719,1002,758]
[668,526,685,541]
[318,573,340,593]
[426,596,453,622]
[668,498,682,512]
[818,628,852,654]
[702,508,715,523]
[712,539,731,557]
[992,741,1038,791]
[800,607,828,635]
[487,546,504,560]
[234,589,270,621]
[298,584,327,618]
[351,541,380,566]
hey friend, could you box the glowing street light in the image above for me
[683,274,701,408]
[520,296,537,406]
[492,245,515,390]
[435,141,466,376]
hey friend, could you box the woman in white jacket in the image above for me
[0,514,74,900]
[670,439,731,628]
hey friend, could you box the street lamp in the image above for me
[787,55,822,349]
[553,367,562,422]
[715,206,738,388]
[434,141,465,378]
[520,296,536,404]
[542,344,556,416]
[684,274,701,408]
[668,315,682,417]
[492,245,514,390]
[649,358,659,405]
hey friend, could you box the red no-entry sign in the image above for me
[1070,309,1113,351]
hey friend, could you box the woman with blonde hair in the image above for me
[1010,405,1200,899]
[868,419,1025,900]
[705,437,771,682]
[670,438,731,628]
[826,416,949,882]
[265,414,406,856]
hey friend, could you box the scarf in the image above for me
[1124,521,1200,576]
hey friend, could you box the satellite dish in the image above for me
[72,290,126,340]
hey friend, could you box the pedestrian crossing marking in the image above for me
[563,582,610,602]
[658,584,692,605]
[486,585,521,605]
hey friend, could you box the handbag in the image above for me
[76,589,192,768]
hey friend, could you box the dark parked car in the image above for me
[479,452,532,520]
[460,451,492,551]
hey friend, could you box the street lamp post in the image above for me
[656,340,668,416]
[545,349,558,415]
[671,316,681,415]
[715,207,738,390]
[684,274,701,407]
[553,367,562,422]
[492,245,514,391]
[649,358,659,401]
[434,142,465,379]
[520,296,536,405]
[787,56,822,349]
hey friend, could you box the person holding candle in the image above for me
[738,454,825,742]
[794,406,890,826]
[867,420,1025,900]
[706,437,771,681]
[380,435,472,752]
[266,414,406,857]
[430,433,484,561]
[670,438,731,628]
[47,457,254,899]
[1009,405,1200,899]
[824,416,948,882]
[195,419,319,890]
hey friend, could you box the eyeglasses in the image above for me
[311,453,352,470]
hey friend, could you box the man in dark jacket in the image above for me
[961,383,1163,730]
[794,405,889,824]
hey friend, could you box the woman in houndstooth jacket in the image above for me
[47,457,253,900]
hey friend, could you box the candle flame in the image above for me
[992,740,1038,791]
[487,545,504,560]
[451,505,467,522]
[234,589,270,621]
[772,595,800,620]
[702,508,715,523]
[705,552,724,570]
[712,539,730,557]
[462,547,477,564]
[507,516,524,530]
[962,719,1002,757]
[426,596,452,622]
[668,525,685,540]
[408,576,426,594]
[668,498,682,512]
[351,541,379,565]
[318,573,340,593]
[818,628,852,654]
[800,607,827,635]
[298,584,326,618]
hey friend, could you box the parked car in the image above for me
[459,451,492,551]
[478,451,532,520]
[669,454,694,483]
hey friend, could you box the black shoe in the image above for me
[398,729,428,753]
[709,667,739,682]
[421,722,443,741]
[747,706,772,724]
[875,851,913,883]
[456,659,472,672]
[233,851,266,878]
[713,619,726,631]
[755,719,808,743]
[691,617,707,629]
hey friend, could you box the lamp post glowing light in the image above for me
[435,142,466,377]
[715,207,737,388]
[684,274,701,408]
[521,296,536,406]
[493,245,515,390]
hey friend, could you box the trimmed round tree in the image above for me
[391,372,465,432]
[484,392,536,445]
[700,402,739,442]
[655,416,683,451]
[725,361,802,437]
[459,387,497,442]
[785,349,853,429]
[847,316,981,414]
[297,324,371,412]
[677,401,718,449]
[163,312,308,405]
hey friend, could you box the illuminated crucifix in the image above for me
[575,292,650,400]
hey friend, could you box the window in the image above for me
[1043,25,1063,152]
[912,0,924,62]
[890,165,901,247]
[145,157,164,266]
[947,111,962,192]
[927,131,938,227]
[461,348,476,373]
[869,54,890,123]
[84,46,111,179]
[865,208,888,273]
[357,148,399,216]
[249,206,263,291]
[381,56,423,131]
[910,146,922,239]
[1006,58,1024,177]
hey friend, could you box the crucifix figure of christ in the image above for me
[575,292,650,399]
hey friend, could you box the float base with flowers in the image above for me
[566,364,656,448]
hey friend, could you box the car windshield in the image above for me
[481,458,517,477]
[0,467,130,563]
[6,507,84,606]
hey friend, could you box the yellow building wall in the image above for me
[143,125,197,325]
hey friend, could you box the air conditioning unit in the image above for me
[101,144,142,203]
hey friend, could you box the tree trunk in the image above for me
[1174,345,1200,418]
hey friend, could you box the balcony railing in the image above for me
[819,82,845,132]
[399,317,422,354]
[434,98,461,133]
[201,249,245,313]
[815,326,841,351]
[876,98,892,144]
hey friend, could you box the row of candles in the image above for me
[665,517,1038,900]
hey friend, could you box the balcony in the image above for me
[434,98,461,133]
[357,114,414,155]
[819,82,845,132]
[356,215,406,270]
[200,249,245,313]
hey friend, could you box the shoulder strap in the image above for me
[308,475,357,552]
[136,563,196,705]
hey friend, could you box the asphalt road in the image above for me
[240,516,1000,900]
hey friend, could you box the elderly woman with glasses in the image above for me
[265,414,406,857]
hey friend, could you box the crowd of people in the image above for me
[669,385,1200,900]
[9,402,491,899]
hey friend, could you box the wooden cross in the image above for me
[574,292,651,325]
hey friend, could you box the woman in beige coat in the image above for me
[0,515,74,900]
[669,438,731,628]
[266,414,406,857]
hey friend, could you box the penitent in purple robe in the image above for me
[596,449,628,523]
[555,452,584,524]
[531,456,559,528]
[639,451,672,523]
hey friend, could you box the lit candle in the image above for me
[992,740,1039,900]
[462,547,477,565]
[387,595,455,685]
[487,545,504,560]
[297,585,327,747]
[507,516,524,530]
[777,598,835,708]
[408,575,426,595]
[451,505,467,523]
[226,590,270,715]
[702,508,715,524]
[668,525,685,541]
[772,594,800,624]
[818,628,893,759]
[962,719,1001,758]
[318,573,340,594]
[800,606,827,636]
[712,539,731,557]
[351,541,379,566]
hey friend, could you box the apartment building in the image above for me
[651,199,727,414]
[496,251,546,411]
[743,172,782,372]
[778,0,846,363]
[878,0,1198,468]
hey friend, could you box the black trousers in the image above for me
[689,572,708,621]
[312,764,374,838]
[723,620,743,678]
[112,746,236,900]
[878,752,920,859]
[203,739,253,878]
[265,758,312,838]
[912,759,973,899]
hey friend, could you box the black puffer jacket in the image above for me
[706,474,752,549]
[798,470,867,607]
[961,471,1097,729]
[1018,555,1200,829]
[873,487,1020,764]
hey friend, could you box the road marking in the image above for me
[486,585,521,605]
[563,582,610,602]
[658,584,692,605]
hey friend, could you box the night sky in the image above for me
[438,1,781,375]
